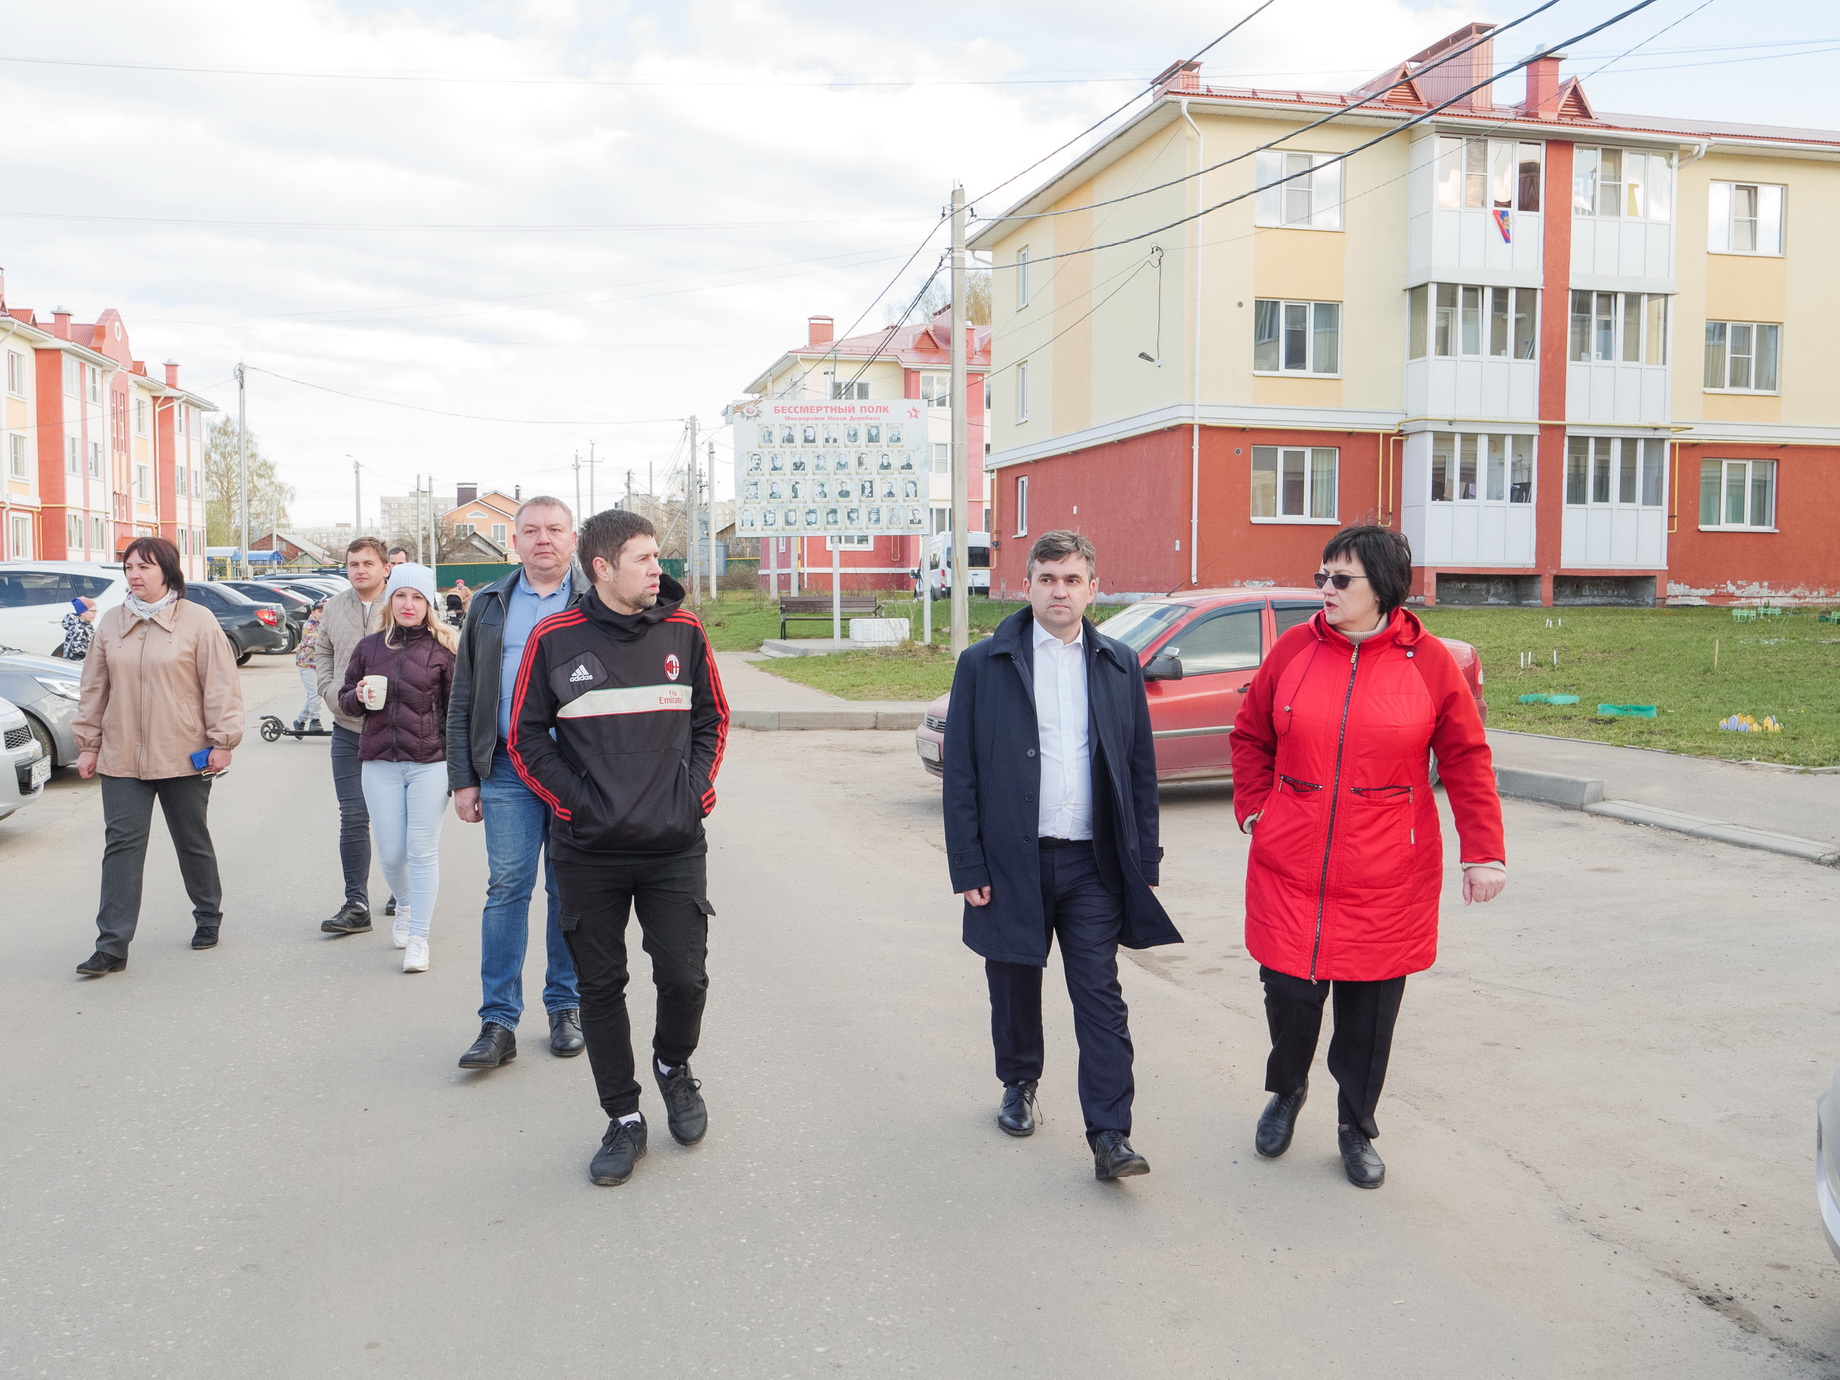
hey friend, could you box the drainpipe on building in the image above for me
[1180,98,1202,588]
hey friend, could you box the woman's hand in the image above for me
[1462,865,1506,905]
[207,748,233,775]
[76,750,98,779]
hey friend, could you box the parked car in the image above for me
[268,575,349,602]
[0,693,50,821]
[0,561,129,658]
[913,588,1487,783]
[0,645,83,768]
[184,583,289,665]
[1819,1068,1840,1263]
[222,581,322,652]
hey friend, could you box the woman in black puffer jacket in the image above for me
[338,563,456,973]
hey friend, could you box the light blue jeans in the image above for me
[359,760,446,939]
[478,747,578,1029]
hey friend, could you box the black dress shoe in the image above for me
[654,1061,707,1145]
[191,926,219,950]
[548,1009,585,1058]
[458,1022,517,1069]
[75,950,126,976]
[1091,1130,1150,1180]
[1255,1084,1308,1158]
[1338,1125,1386,1188]
[590,1116,648,1186]
[383,896,397,917]
[321,902,371,935]
[997,1080,1038,1137]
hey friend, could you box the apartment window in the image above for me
[1703,322,1780,393]
[1568,291,1668,364]
[1573,148,1673,221]
[931,442,949,475]
[63,356,79,397]
[1435,137,1542,212]
[1708,181,1785,256]
[491,522,508,545]
[1251,446,1338,522]
[177,405,188,436]
[65,436,78,474]
[176,464,187,498]
[920,373,951,407]
[67,514,82,550]
[1015,361,1030,422]
[1565,436,1667,508]
[7,434,24,480]
[830,380,869,400]
[134,397,148,435]
[87,367,100,404]
[1016,247,1031,307]
[88,440,103,478]
[1013,475,1029,536]
[91,515,106,551]
[1431,433,1535,504]
[1408,283,1536,360]
[1254,149,1344,229]
[9,514,29,559]
[1253,300,1340,374]
[133,464,149,500]
[1698,459,1775,530]
[5,351,25,398]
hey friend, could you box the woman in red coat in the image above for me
[1230,526,1506,1188]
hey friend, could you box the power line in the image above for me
[0,209,926,234]
[243,365,683,425]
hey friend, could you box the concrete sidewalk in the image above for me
[715,651,930,730]
[1488,728,1840,864]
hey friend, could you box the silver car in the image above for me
[0,694,49,821]
[0,645,82,768]
[1819,1070,1840,1262]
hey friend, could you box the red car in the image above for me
[914,587,1486,783]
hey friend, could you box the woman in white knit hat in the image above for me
[336,563,457,972]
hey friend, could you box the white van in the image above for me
[924,531,992,600]
[0,562,130,658]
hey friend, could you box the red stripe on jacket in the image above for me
[506,608,588,819]
[665,609,730,812]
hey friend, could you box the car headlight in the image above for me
[34,677,81,701]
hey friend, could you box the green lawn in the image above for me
[1417,605,1840,767]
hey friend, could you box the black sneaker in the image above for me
[654,1061,708,1146]
[383,897,397,918]
[590,1116,648,1186]
[190,926,219,950]
[321,902,371,935]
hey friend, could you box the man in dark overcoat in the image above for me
[943,530,1181,1180]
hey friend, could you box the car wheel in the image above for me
[236,648,253,667]
[25,716,55,770]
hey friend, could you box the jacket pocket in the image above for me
[1341,784,1415,872]
[1249,775,1323,884]
[569,748,701,854]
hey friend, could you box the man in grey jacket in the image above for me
[445,497,585,1067]
[316,536,391,935]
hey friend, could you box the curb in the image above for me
[1582,801,1840,867]
[734,708,925,731]
[1495,766,1605,809]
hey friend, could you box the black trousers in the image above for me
[554,850,711,1120]
[985,841,1134,1140]
[95,774,221,958]
[1260,965,1406,1140]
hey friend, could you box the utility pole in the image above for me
[350,456,361,534]
[587,440,596,515]
[949,182,970,657]
[707,440,718,601]
[685,416,699,604]
[413,475,422,563]
[235,362,249,578]
[572,450,581,524]
[625,468,633,512]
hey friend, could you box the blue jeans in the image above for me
[359,760,447,939]
[479,746,578,1029]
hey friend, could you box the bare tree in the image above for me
[884,270,990,327]
[204,417,295,546]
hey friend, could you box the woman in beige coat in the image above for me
[72,537,243,975]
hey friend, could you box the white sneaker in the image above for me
[392,909,410,949]
[403,935,429,973]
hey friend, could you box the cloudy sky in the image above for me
[1,0,1833,525]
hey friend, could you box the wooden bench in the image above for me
[779,594,883,639]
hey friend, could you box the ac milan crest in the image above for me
[664,653,681,682]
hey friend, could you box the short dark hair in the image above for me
[347,536,388,563]
[387,545,411,559]
[1026,529,1096,581]
[121,536,186,594]
[1321,525,1413,616]
[579,509,655,577]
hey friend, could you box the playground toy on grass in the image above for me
[1718,713,1782,734]
[1596,704,1658,718]
[1518,694,1581,705]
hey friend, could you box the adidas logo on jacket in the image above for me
[509,573,730,858]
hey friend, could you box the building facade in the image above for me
[1,281,212,578]
[971,26,1839,605]
[735,310,991,592]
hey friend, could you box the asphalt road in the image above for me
[4,658,1840,1378]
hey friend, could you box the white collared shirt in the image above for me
[1033,618,1092,841]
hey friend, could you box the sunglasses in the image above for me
[1312,572,1370,590]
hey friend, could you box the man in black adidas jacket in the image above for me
[509,509,730,1187]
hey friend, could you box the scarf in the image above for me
[125,589,180,622]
